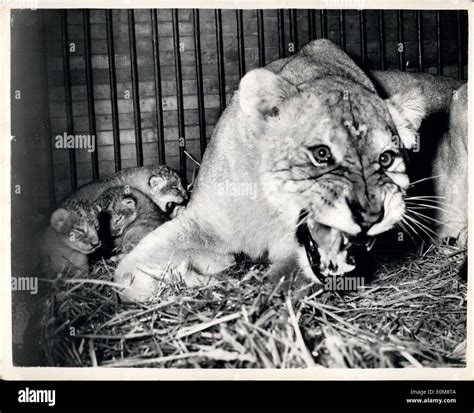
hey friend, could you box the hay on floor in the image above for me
[40,244,467,368]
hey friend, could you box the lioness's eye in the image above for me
[311,145,333,164]
[379,151,396,168]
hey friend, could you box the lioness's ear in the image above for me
[386,89,426,149]
[239,68,298,118]
[50,208,71,233]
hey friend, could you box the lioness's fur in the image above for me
[433,83,468,243]
[114,40,427,302]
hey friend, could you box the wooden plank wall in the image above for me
[42,9,467,204]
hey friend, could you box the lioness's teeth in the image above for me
[342,234,349,248]
[366,238,376,251]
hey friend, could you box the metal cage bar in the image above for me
[60,10,77,191]
[456,11,463,80]
[193,9,207,155]
[83,9,99,180]
[236,10,246,78]
[151,9,166,164]
[339,10,346,50]
[320,10,327,39]
[50,8,468,195]
[105,10,121,172]
[41,11,56,208]
[359,11,367,67]
[289,9,298,52]
[257,10,265,67]
[416,11,424,72]
[397,10,405,71]
[128,10,143,167]
[277,9,285,58]
[308,10,316,41]
[172,9,187,184]
[378,10,386,70]
[436,11,442,75]
[215,9,226,114]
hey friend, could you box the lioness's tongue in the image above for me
[307,220,356,277]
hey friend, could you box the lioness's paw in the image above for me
[457,227,467,247]
[114,265,169,302]
[114,254,170,302]
[438,224,467,247]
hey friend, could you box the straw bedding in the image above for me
[39,242,467,368]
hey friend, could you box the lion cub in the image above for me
[96,186,169,256]
[66,165,188,214]
[39,199,101,274]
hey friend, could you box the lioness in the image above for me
[114,39,427,302]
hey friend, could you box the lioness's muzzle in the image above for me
[296,209,375,281]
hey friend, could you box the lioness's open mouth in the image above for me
[296,210,375,282]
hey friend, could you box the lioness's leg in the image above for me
[114,214,234,302]
[433,84,467,245]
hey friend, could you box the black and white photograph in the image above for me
[8,4,469,371]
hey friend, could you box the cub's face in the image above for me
[50,200,101,254]
[239,69,425,279]
[96,187,138,237]
[148,171,188,214]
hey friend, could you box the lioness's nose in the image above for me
[348,201,384,231]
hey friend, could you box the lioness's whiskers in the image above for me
[407,209,462,232]
[406,195,446,199]
[408,214,436,232]
[405,197,447,203]
[396,219,418,244]
[400,217,423,242]
[406,199,452,208]
[406,197,449,205]
[405,198,448,206]
[405,202,453,214]
[406,209,444,226]
[405,213,439,238]
[404,214,439,244]
[408,174,446,187]
[405,200,451,208]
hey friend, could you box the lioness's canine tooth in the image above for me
[366,237,376,251]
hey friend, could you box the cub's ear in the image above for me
[385,89,426,149]
[121,196,137,210]
[149,175,167,191]
[238,68,298,118]
[50,208,71,233]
